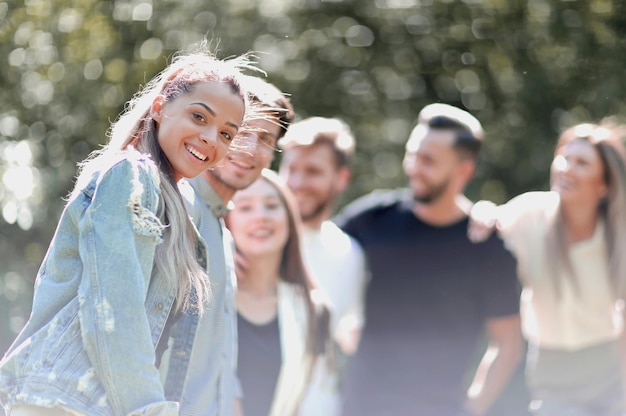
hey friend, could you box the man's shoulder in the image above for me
[178,178,221,224]
[178,178,196,202]
[319,221,366,255]
[335,188,409,223]
[178,179,202,214]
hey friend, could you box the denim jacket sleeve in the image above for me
[76,157,177,416]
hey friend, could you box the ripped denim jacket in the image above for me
[0,150,179,416]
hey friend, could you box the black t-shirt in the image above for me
[335,189,520,416]
[237,312,281,416]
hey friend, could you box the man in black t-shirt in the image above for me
[335,104,523,416]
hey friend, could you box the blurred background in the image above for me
[1,0,625,383]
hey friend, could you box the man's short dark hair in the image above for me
[241,75,294,140]
[407,103,484,161]
[428,115,482,160]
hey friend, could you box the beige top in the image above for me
[497,191,623,350]
[270,282,320,416]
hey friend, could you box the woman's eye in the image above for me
[236,204,252,212]
[266,202,281,210]
[193,112,205,123]
[221,131,233,142]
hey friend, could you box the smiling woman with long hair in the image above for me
[0,48,258,416]
[225,169,330,416]
[471,121,626,416]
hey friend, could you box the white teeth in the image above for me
[185,144,207,161]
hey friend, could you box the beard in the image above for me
[412,177,451,204]
[209,168,240,191]
[210,159,260,192]
[300,198,333,223]
[298,186,339,223]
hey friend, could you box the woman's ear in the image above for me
[150,95,165,122]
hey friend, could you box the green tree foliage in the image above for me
[1,0,625,353]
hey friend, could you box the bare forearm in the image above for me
[618,324,626,406]
[465,343,522,415]
[233,398,244,416]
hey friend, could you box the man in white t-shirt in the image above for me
[278,117,369,416]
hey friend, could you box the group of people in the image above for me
[0,45,625,416]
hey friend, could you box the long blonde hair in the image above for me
[74,47,259,313]
[546,122,626,297]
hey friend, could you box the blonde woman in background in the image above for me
[470,122,626,416]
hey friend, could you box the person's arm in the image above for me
[463,315,523,416]
[77,159,177,415]
[226,227,245,416]
[468,200,499,243]
[335,322,362,356]
[335,241,369,355]
[618,312,626,407]
[233,398,244,416]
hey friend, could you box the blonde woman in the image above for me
[471,123,626,416]
[0,48,258,416]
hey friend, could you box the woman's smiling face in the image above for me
[153,81,245,181]
[551,138,607,207]
[228,178,289,259]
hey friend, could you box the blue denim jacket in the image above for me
[0,150,180,416]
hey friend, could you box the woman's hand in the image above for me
[468,200,498,243]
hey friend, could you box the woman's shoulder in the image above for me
[277,281,303,298]
[68,149,161,207]
[277,282,310,312]
[74,148,160,195]
[100,148,160,184]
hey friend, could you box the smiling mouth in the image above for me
[186,144,208,161]
[554,178,574,189]
[250,229,272,238]
[229,158,254,170]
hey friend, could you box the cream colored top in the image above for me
[271,282,319,416]
[497,191,623,350]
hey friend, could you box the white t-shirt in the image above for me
[299,221,368,416]
[300,221,368,337]
[497,191,623,350]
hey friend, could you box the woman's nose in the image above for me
[199,126,218,146]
